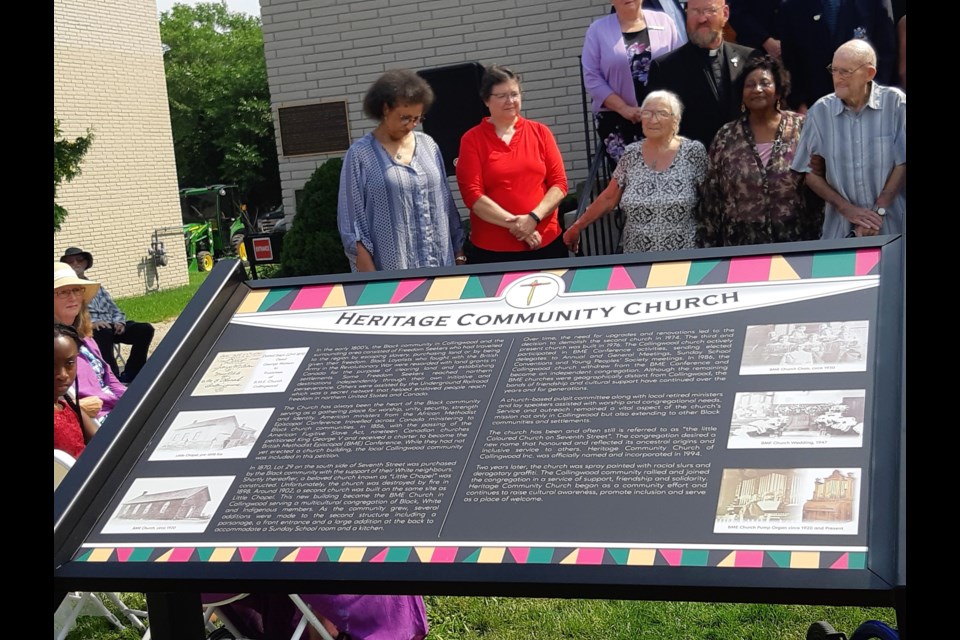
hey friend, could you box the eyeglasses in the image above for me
[640,109,674,120]
[688,6,721,17]
[55,286,85,299]
[491,91,521,102]
[744,80,775,91]
[397,114,426,125]
[826,62,869,79]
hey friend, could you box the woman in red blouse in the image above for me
[456,65,569,264]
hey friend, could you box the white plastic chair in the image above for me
[54,450,149,638]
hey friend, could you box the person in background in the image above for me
[698,55,822,246]
[779,0,896,112]
[582,0,684,163]
[54,323,100,460]
[896,14,905,90]
[60,247,155,383]
[456,65,568,264]
[565,90,707,254]
[728,0,782,58]
[790,39,905,239]
[337,69,465,272]
[646,0,758,148]
[53,262,126,423]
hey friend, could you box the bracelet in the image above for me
[455,255,467,264]
[528,211,541,224]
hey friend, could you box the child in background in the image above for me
[55,323,99,458]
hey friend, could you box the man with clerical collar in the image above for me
[791,39,906,239]
[646,0,758,147]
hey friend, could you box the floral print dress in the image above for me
[613,137,707,253]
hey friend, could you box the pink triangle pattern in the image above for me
[390,279,427,303]
[431,547,458,563]
[576,548,604,565]
[608,266,636,290]
[369,549,388,563]
[855,248,881,275]
[116,548,134,562]
[509,547,530,564]
[659,549,683,566]
[830,553,849,569]
[296,547,323,562]
[290,285,333,310]
[495,272,536,297]
[727,256,772,283]
[169,547,195,562]
[238,547,258,562]
[734,551,765,567]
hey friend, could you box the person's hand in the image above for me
[797,103,809,115]
[524,231,542,250]
[839,203,883,231]
[563,226,581,254]
[808,154,826,177]
[853,225,880,237]
[510,214,539,240]
[78,396,103,418]
[93,321,112,330]
[618,105,644,124]
[114,322,126,335]
[762,37,782,58]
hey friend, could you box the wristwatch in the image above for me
[874,206,886,217]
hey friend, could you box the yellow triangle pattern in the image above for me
[237,290,269,314]
[339,547,366,562]
[477,547,505,563]
[210,548,236,562]
[647,262,691,287]
[323,285,347,308]
[769,255,800,280]
[425,276,468,301]
[789,551,820,569]
[155,549,174,562]
[88,548,114,562]
[282,548,301,562]
[717,551,737,567]
[627,549,656,565]
[415,547,435,562]
[559,549,580,564]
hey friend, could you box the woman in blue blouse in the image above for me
[337,69,465,272]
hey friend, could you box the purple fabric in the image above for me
[204,593,428,640]
[582,10,683,115]
[77,337,126,420]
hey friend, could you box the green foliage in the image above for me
[54,118,94,232]
[160,2,280,211]
[280,158,350,277]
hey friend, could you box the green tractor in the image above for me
[180,185,250,272]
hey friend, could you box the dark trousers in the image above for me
[93,320,155,382]
[466,235,569,265]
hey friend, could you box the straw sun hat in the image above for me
[53,261,100,305]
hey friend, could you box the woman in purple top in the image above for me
[53,262,126,423]
[582,0,683,162]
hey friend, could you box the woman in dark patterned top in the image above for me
[564,90,707,254]
[698,55,823,247]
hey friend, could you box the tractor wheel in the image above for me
[231,233,248,263]
[198,251,214,272]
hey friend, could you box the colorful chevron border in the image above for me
[237,248,881,315]
[74,545,866,570]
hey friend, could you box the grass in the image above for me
[114,271,209,323]
[65,594,896,639]
[84,274,899,639]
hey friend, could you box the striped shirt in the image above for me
[791,82,906,239]
[337,132,464,272]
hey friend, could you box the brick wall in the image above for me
[54,0,188,298]
[261,0,612,220]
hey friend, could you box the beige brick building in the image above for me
[54,0,188,297]
[261,0,612,220]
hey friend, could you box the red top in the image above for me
[54,399,86,459]
[456,116,568,252]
